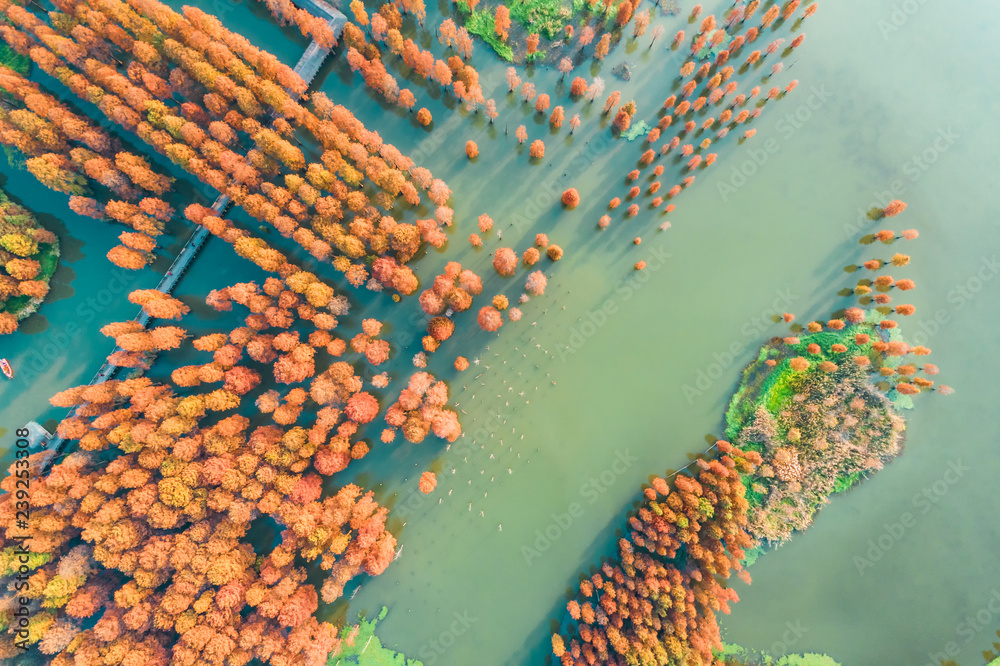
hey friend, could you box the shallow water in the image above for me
[1,0,997,665]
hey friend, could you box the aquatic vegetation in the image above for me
[328,606,422,665]
[718,643,842,665]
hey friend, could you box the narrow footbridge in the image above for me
[34,3,346,465]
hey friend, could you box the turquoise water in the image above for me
[1,0,998,665]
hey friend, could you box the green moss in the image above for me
[330,607,422,665]
[463,11,514,61]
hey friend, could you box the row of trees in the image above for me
[0,188,58,334]
[345,8,492,116]
[0,64,173,270]
[590,3,810,251]
[0,0,454,292]
[256,0,338,48]
[552,442,762,665]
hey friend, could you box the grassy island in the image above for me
[726,321,907,551]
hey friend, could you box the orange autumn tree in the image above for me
[495,5,511,42]
[0,377,395,663]
[551,443,760,665]
[384,372,462,443]
[0,257,414,661]
[128,290,192,320]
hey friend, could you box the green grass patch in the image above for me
[832,470,863,494]
[508,0,572,39]
[464,11,514,61]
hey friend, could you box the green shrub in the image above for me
[464,11,514,61]
[509,0,571,39]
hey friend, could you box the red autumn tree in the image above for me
[419,471,437,493]
[495,6,511,42]
[493,247,518,276]
[561,188,580,208]
[478,306,503,332]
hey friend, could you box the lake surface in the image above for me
[1,0,997,664]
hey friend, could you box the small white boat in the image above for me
[0,358,12,379]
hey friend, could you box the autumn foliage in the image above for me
[553,443,760,665]
[561,188,580,208]
[493,247,518,277]
[418,471,437,494]
[0,190,58,333]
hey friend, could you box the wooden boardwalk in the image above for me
[37,4,346,461]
